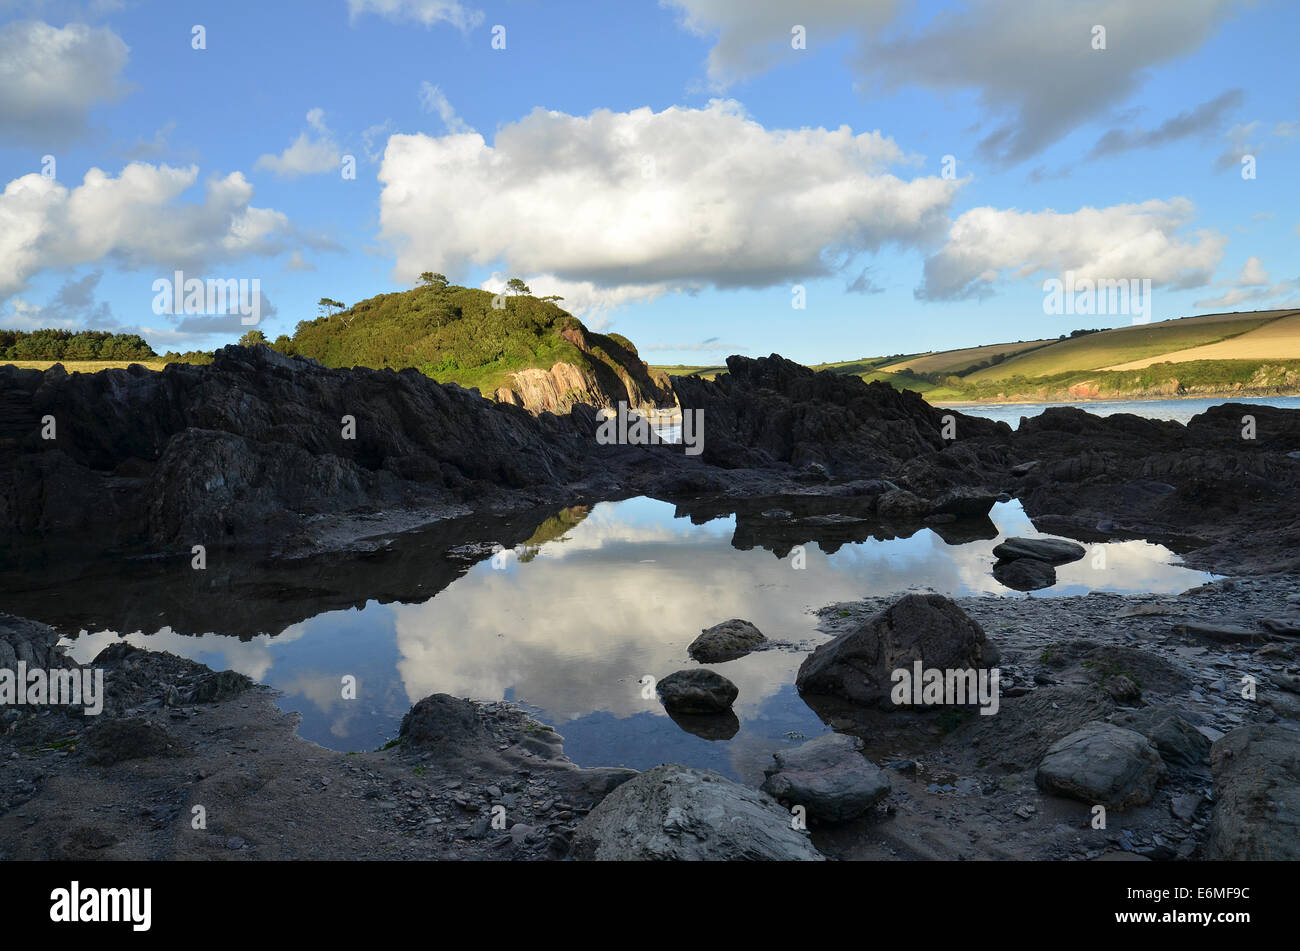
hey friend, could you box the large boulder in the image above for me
[992,537,1087,564]
[1205,725,1300,860]
[1035,722,1166,809]
[656,669,738,714]
[993,557,1057,591]
[688,619,767,663]
[399,693,491,753]
[570,763,824,861]
[796,594,999,708]
[760,733,890,822]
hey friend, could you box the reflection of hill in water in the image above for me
[517,506,590,562]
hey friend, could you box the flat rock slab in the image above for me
[571,763,824,861]
[760,733,890,822]
[1260,616,1300,637]
[1035,722,1166,809]
[688,619,768,662]
[992,537,1087,564]
[657,668,738,714]
[993,557,1057,591]
[1174,622,1269,645]
[1206,724,1300,860]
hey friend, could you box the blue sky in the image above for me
[1,0,1296,364]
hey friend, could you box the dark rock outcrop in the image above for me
[796,594,999,708]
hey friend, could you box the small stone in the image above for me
[1170,793,1202,823]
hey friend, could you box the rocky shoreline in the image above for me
[2,573,1296,861]
[2,347,1298,860]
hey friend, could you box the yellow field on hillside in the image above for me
[1102,310,1300,369]
[964,310,1290,381]
[880,339,1053,375]
[1,360,168,373]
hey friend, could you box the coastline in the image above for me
[939,389,1300,408]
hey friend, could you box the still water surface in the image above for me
[953,394,1300,429]
[61,497,1213,780]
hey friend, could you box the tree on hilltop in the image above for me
[506,278,531,296]
[419,272,450,289]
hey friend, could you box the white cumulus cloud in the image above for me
[378,99,959,314]
[916,198,1227,300]
[0,163,291,300]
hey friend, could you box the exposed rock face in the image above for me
[796,594,999,708]
[570,763,824,861]
[1035,722,1166,809]
[760,733,891,822]
[1206,724,1300,860]
[688,619,767,662]
[656,669,738,714]
[492,323,675,416]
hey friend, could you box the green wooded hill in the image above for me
[286,283,672,409]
